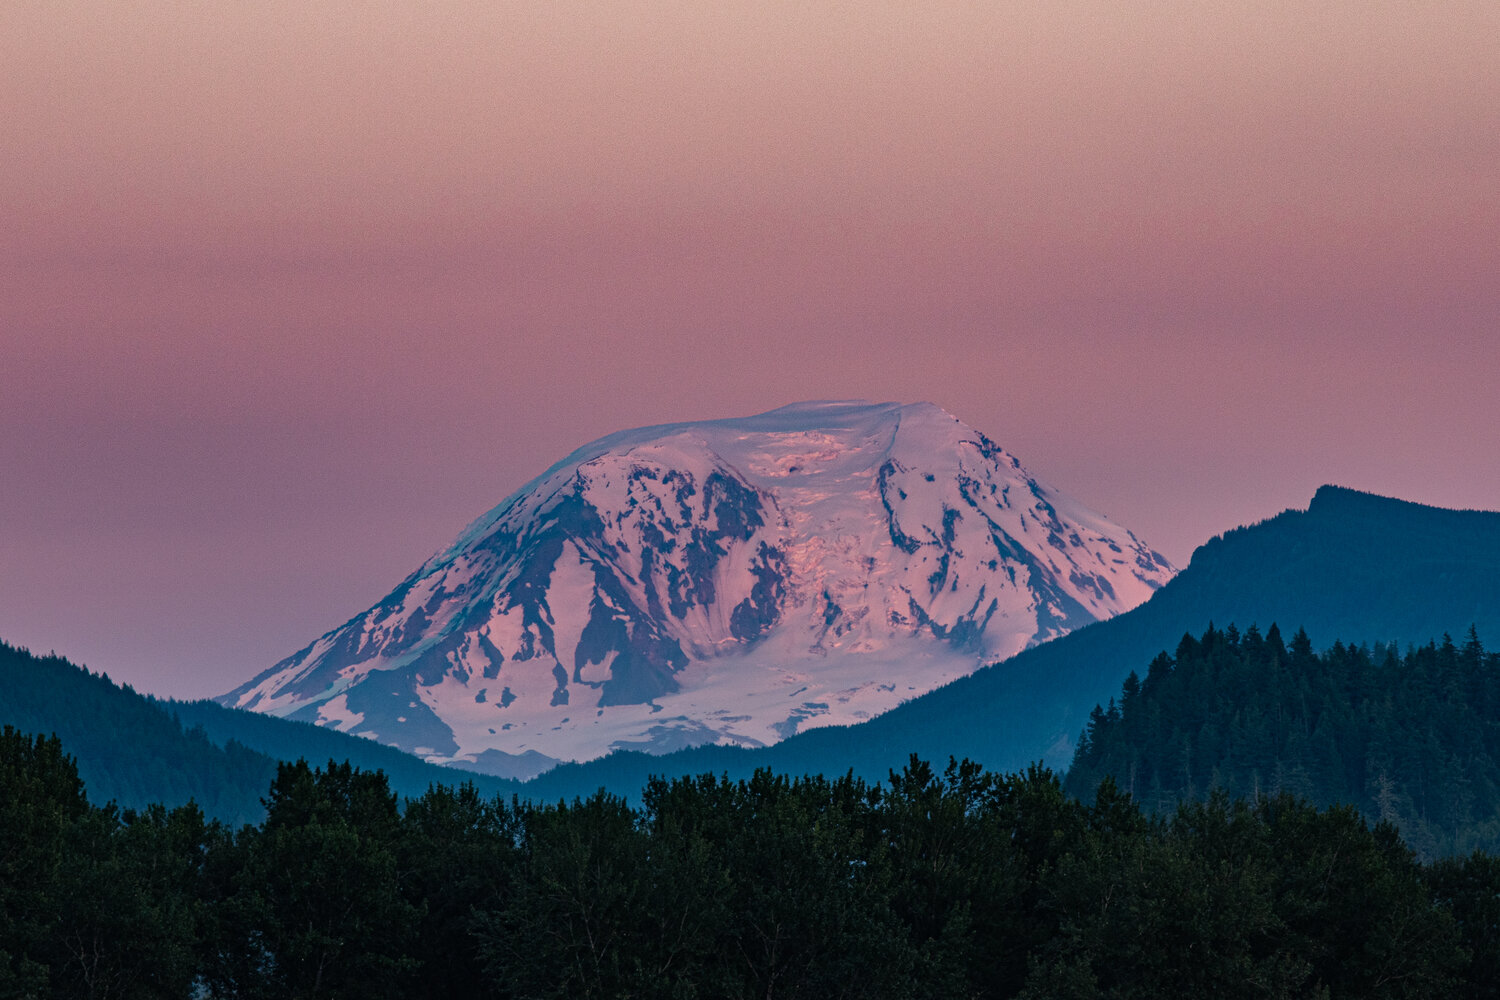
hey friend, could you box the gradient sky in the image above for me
[3,3,1498,699]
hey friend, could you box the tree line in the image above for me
[0,641,277,825]
[1068,624,1500,858]
[4,724,1500,999]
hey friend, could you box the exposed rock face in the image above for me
[221,401,1174,771]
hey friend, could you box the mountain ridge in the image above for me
[0,637,522,823]
[515,484,1500,801]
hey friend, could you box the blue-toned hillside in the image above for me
[522,486,1500,801]
[0,641,518,824]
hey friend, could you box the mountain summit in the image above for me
[221,401,1173,773]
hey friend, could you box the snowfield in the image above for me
[221,401,1175,775]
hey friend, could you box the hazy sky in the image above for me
[4,3,1498,698]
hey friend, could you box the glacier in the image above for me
[220,401,1174,775]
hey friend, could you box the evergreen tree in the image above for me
[0,727,85,997]
[202,760,419,999]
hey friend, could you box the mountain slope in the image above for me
[0,640,518,823]
[0,640,276,823]
[223,401,1172,767]
[518,486,1500,801]
[163,697,524,796]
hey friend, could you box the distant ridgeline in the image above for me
[0,641,518,825]
[1068,622,1500,858]
[514,485,1500,802]
[0,640,275,825]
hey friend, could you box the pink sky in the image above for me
[3,3,1498,698]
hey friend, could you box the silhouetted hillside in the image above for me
[523,486,1500,801]
[0,641,517,823]
[0,641,275,823]
[166,697,517,801]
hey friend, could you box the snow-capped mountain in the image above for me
[221,401,1174,777]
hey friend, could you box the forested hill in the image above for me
[1067,623,1500,858]
[0,641,275,823]
[519,486,1500,802]
[0,641,516,824]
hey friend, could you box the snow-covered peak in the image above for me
[222,401,1173,777]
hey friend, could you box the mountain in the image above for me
[0,639,518,824]
[222,401,1173,770]
[516,486,1500,801]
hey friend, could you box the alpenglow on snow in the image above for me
[221,402,1175,778]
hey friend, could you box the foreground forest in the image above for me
[4,727,1499,1000]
